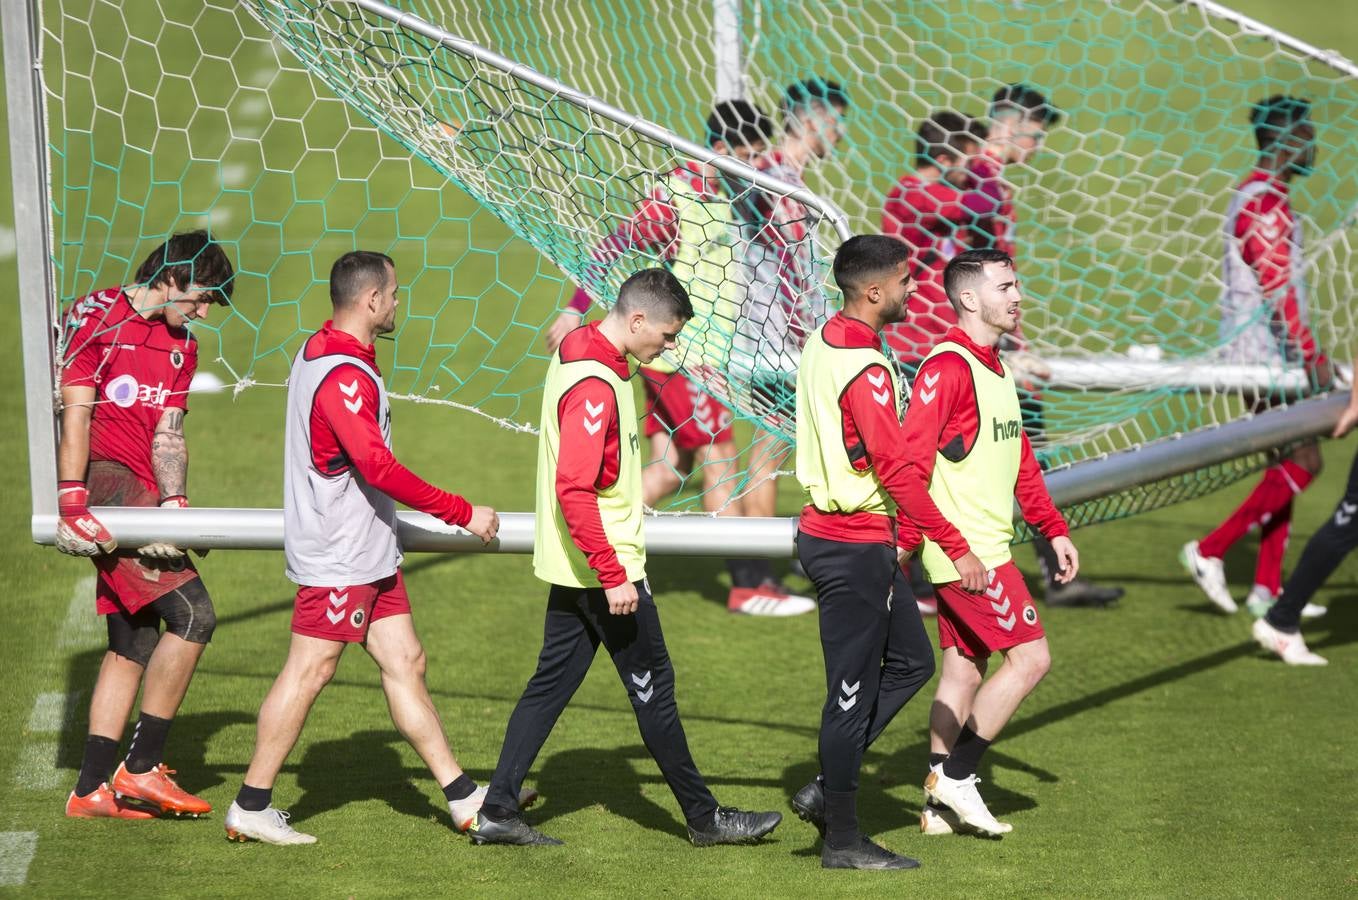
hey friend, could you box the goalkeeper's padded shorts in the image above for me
[88,461,200,617]
[291,569,410,642]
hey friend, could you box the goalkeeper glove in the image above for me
[56,481,118,556]
[138,495,189,559]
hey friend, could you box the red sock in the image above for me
[1253,501,1292,595]
[1199,462,1312,559]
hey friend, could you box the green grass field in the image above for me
[3,1,1358,896]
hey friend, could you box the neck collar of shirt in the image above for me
[583,321,631,379]
[1245,168,1288,193]
[943,326,1004,374]
[319,320,377,365]
[832,312,881,348]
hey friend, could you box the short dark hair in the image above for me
[330,250,394,308]
[781,77,850,122]
[990,83,1061,126]
[133,230,235,303]
[705,99,774,149]
[1251,95,1312,152]
[615,267,693,322]
[943,248,1013,311]
[916,109,979,168]
[833,234,912,300]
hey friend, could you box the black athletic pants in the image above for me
[1267,446,1358,631]
[483,580,718,824]
[797,533,936,794]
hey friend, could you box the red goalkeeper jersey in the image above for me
[61,287,197,492]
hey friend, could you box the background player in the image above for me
[899,249,1078,837]
[792,235,936,871]
[733,78,850,585]
[1251,360,1358,665]
[543,101,812,615]
[1182,95,1333,615]
[58,230,233,820]
[470,268,781,847]
[964,84,1123,608]
[224,251,513,845]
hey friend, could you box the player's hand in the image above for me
[953,551,987,593]
[605,580,639,616]
[463,505,500,544]
[55,481,117,556]
[1307,356,1336,393]
[544,312,582,353]
[138,495,189,559]
[1333,392,1358,439]
[896,546,912,567]
[1049,535,1080,584]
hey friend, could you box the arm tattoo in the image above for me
[151,408,188,498]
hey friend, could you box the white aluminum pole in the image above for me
[713,0,744,101]
[29,392,1350,554]
[3,0,59,533]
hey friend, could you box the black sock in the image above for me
[479,802,515,823]
[124,712,172,775]
[726,559,764,589]
[442,773,477,803]
[823,788,859,850]
[942,726,992,780]
[928,752,948,770]
[235,783,273,812]
[76,735,119,797]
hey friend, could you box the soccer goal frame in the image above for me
[7,0,1355,556]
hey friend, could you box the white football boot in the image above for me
[923,769,1011,836]
[224,803,317,845]
[1180,541,1237,614]
[1251,617,1327,666]
[1244,585,1327,621]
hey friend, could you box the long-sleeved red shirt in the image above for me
[306,325,471,526]
[555,322,632,588]
[898,327,1068,558]
[798,313,923,549]
[1234,170,1323,365]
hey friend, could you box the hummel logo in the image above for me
[1337,501,1357,526]
[339,379,359,397]
[339,379,363,413]
[923,372,940,389]
[633,670,654,702]
[996,612,1016,631]
[838,679,860,711]
[984,582,1004,600]
[872,388,891,406]
[990,597,1010,615]
[583,398,604,435]
[328,591,347,609]
[325,609,345,625]
[918,388,936,405]
[866,371,886,389]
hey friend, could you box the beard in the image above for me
[980,303,1017,334]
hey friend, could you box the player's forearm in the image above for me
[893,465,971,558]
[57,414,92,482]
[1015,434,1069,540]
[354,451,471,525]
[557,484,627,587]
[151,408,188,499]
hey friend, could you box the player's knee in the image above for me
[156,579,216,644]
[1021,645,1052,687]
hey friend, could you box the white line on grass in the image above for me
[58,576,100,649]
[0,832,37,887]
[13,742,63,791]
[26,693,77,734]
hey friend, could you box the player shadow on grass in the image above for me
[282,729,446,825]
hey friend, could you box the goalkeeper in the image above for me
[58,231,234,820]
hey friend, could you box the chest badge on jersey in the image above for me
[170,348,184,370]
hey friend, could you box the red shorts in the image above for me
[935,561,1044,657]
[88,461,200,616]
[642,369,735,450]
[292,570,411,642]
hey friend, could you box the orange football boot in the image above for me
[65,783,157,819]
[111,762,212,816]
